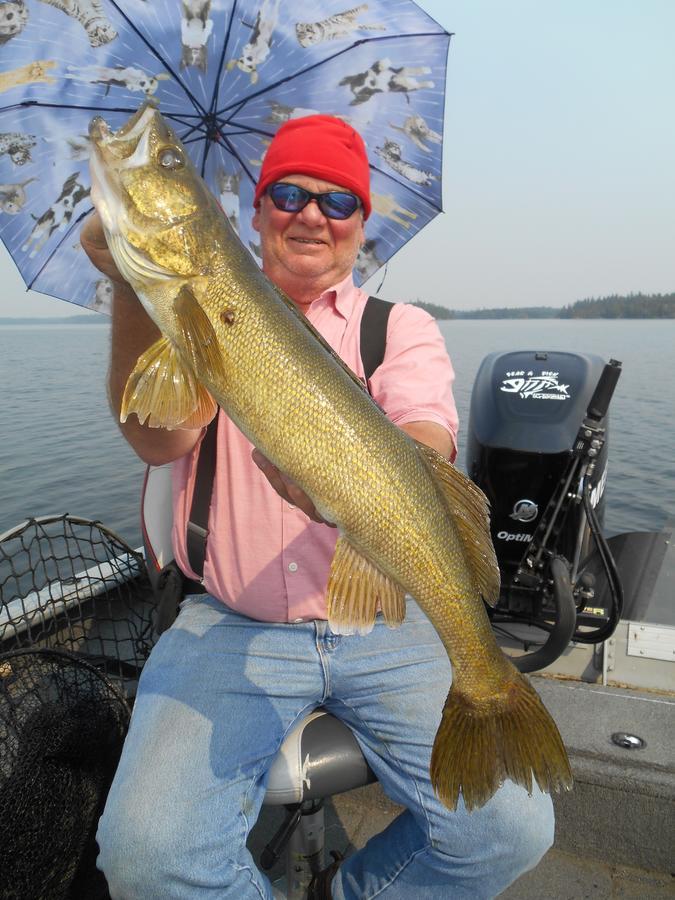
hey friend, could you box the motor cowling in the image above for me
[466,350,610,597]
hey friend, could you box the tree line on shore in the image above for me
[414,292,675,320]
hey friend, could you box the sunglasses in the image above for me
[266,182,361,220]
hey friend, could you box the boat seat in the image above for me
[264,708,376,806]
[259,709,377,892]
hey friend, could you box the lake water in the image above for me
[1,319,673,550]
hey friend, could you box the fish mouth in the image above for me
[89,100,161,160]
[88,101,190,284]
[88,101,167,233]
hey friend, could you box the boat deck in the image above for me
[2,518,672,897]
[250,675,675,897]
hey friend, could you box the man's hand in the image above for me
[80,209,200,465]
[81,210,127,285]
[251,421,454,527]
[251,449,336,526]
[401,421,455,461]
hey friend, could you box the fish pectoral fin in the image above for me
[177,384,218,430]
[415,441,501,607]
[174,284,227,384]
[121,335,216,430]
[327,536,406,635]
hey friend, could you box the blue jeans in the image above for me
[97,595,554,898]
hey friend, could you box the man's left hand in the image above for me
[251,421,453,526]
[251,449,336,526]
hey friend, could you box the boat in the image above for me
[1,349,672,899]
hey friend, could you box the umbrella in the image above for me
[0,0,450,313]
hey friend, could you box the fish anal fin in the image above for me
[415,441,501,607]
[121,335,213,430]
[327,536,406,635]
[430,672,573,811]
[174,284,227,385]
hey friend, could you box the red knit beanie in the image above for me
[254,115,371,219]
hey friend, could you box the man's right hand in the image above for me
[81,210,202,466]
[81,211,127,286]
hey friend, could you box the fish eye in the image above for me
[158,147,184,169]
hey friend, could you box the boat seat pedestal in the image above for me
[261,709,376,898]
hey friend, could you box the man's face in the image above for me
[252,173,366,304]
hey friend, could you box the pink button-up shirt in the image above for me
[171,274,458,623]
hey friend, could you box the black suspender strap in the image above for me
[185,295,393,579]
[360,295,394,384]
[186,412,219,579]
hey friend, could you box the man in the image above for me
[82,115,553,899]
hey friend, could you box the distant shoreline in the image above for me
[0,315,107,325]
[414,293,674,320]
[2,312,674,324]
[1,292,673,324]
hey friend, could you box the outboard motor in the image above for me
[467,350,623,671]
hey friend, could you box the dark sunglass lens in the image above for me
[268,183,359,218]
[321,192,359,219]
[269,183,309,211]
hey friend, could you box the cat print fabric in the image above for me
[0,0,449,310]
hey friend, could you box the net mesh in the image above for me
[0,514,157,698]
[0,647,131,899]
[0,515,162,897]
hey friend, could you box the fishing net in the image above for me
[0,516,161,896]
[0,514,157,698]
[0,647,130,900]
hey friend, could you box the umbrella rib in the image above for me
[370,164,443,214]
[27,206,94,292]
[164,114,209,141]
[200,140,213,178]
[106,0,208,117]
[180,129,208,144]
[207,0,240,120]
[215,32,449,118]
[163,113,209,129]
[211,129,259,189]
[169,0,241,176]
[1,100,146,116]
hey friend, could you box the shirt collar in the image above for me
[310,271,364,321]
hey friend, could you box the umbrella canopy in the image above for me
[0,0,450,313]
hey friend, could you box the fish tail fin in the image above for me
[430,674,573,812]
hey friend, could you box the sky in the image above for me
[1,0,673,316]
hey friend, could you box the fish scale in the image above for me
[89,101,573,811]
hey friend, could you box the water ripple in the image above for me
[1,320,673,548]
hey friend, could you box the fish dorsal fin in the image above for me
[121,334,217,430]
[272,284,371,396]
[174,284,228,384]
[327,535,406,635]
[415,441,501,607]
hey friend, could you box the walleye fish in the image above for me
[88,103,573,811]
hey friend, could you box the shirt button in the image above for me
[288,562,298,573]
[293,617,303,624]
[288,504,296,510]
